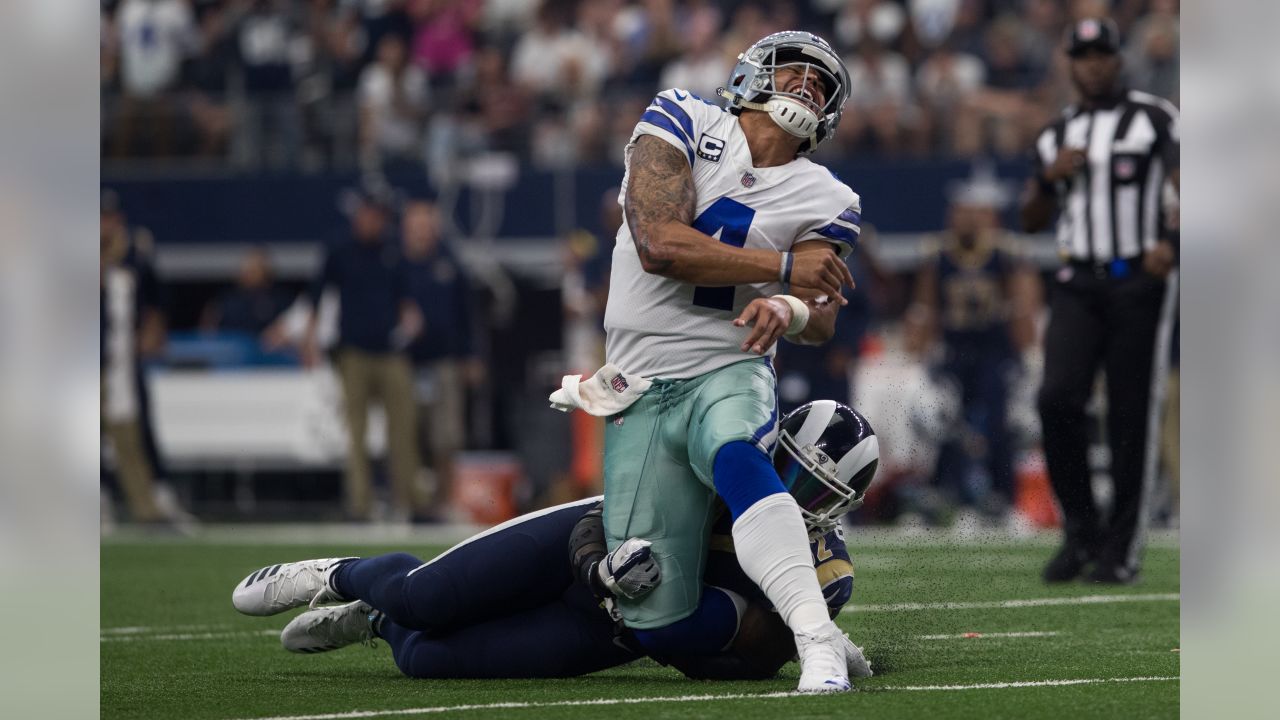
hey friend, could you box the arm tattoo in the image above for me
[624,135,695,274]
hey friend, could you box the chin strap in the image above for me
[719,89,819,150]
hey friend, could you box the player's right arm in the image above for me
[624,136,852,298]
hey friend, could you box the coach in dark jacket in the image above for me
[303,188,427,522]
[399,200,480,515]
[1022,18,1179,584]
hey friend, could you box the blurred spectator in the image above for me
[953,15,1047,157]
[612,0,683,86]
[303,187,427,522]
[906,176,1041,521]
[296,0,367,167]
[442,44,531,159]
[841,37,920,155]
[236,0,306,168]
[915,38,985,153]
[1020,0,1067,75]
[399,200,481,517]
[100,190,189,527]
[835,0,907,51]
[184,1,237,158]
[1124,2,1179,101]
[406,0,481,87]
[657,3,726,100]
[109,0,198,158]
[348,0,414,67]
[358,33,429,166]
[199,247,291,336]
[718,2,772,74]
[510,0,611,104]
[478,0,541,43]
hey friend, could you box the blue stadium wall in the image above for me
[102,158,1032,246]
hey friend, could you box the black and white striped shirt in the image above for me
[1033,90,1180,263]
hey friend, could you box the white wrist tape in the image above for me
[773,294,810,337]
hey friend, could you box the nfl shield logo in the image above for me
[740,172,756,188]
[610,374,629,393]
[1115,157,1136,180]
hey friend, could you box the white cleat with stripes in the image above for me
[281,600,377,654]
[232,557,355,616]
[796,623,873,693]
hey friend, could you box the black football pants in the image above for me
[1038,266,1174,572]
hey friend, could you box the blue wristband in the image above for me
[780,252,794,286]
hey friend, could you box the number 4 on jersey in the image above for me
[691,197,757,311]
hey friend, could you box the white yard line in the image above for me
[228,677,1179,720]
[890,676,1177,691]
[916,631,1060,640]
[845,592,1178,613]
[103,593,1176,642]
[102,624,233,635]
[102,630,279,642]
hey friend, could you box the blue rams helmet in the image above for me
[718,31,851,155]
[775,400,879,528]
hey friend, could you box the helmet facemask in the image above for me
[719,31,851,155]
[775,428,866,531]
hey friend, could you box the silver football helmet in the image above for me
[718,31,851,155]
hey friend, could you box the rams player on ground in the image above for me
[232,402,878,681]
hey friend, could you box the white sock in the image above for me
[731,492,831,634]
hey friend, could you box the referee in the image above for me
[1021,18,1179,584]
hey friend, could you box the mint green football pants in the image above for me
[602,358,778,629]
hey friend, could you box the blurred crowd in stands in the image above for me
[101,0,1180,170]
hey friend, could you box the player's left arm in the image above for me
[734,187,863,354]
[732,238,847,354]
[788,240,847,345]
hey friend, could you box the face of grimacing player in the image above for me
[773,64,828,114]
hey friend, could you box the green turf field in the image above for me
[101,533,1178,719]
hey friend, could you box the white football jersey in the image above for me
[605,88,863,379]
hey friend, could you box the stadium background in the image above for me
[99,0,1180,532]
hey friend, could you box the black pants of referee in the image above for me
[1038,263,1174,573]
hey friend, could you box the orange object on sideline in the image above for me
[570,409,603,493]
[1015,450,1061,528]
[451,454,523,525]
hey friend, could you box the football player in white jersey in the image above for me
[596,31,871,693]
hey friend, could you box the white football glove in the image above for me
[597,537,660,599]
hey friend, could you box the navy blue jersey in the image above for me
[308,237,408,353]
[931,235,1017,348]
[401,246,475,363]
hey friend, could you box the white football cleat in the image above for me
[232,557,355,616]
[796,623,873,693]
[281,600,377,654]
